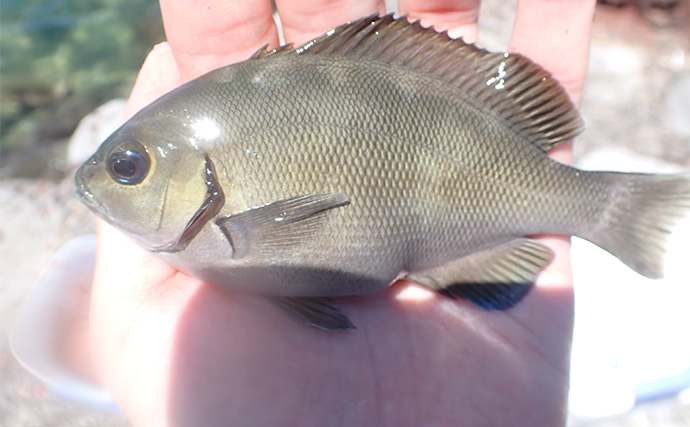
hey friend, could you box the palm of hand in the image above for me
[93,225,573,425]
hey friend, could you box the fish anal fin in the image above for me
[438,282,533,311]
[408,238,554,310]
[273,297,356,331]
[215,193,349,259]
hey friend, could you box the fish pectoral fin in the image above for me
[273,297,356,331]
[407,238,554,310]
[215,193,350,259]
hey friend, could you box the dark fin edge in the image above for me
[408,238,554,311]
[439,282,534,311]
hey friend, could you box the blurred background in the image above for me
[0,0,164,181]
[1,0,689,425]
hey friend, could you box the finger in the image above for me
[277,0,385,45]
[509,0,597,106]
[398,0,481,43]
[508,1,596,289]
[121,43,180,121]
[509,0,596,165]
[160,0,279,81]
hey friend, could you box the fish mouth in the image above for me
[75,182,98,208]
[74,167,109,218]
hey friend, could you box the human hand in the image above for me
[89,1,596,425]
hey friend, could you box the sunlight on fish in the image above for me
[74,14,690,331]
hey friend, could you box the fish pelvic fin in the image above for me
[582,172,690,279]
[407,238,554,310]
[273,297,356,331]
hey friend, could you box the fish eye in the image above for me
[106,141,150,185]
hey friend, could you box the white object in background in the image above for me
[67,99,127,168]
[10,235,119,412]
[568,148,690,421]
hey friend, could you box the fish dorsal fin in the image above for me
[250,43,295,60]
[282,13,584,151]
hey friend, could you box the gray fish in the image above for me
[75,14,690,330]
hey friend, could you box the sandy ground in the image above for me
[1,2,689,426]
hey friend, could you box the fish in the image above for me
[75,14,690,331]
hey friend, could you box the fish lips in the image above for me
[74,157,110,218]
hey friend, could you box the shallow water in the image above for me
[0,0,164,178]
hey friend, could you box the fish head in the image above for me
[74,99,225,253]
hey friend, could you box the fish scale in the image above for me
[74,14,690,330]
[213,69,577,271]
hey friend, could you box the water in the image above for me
[0,0,164,177]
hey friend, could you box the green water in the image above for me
[0,0,165,175]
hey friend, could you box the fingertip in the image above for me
[123,42,180,121]
[277,0,385,45]
[509,0,597,106]
[160,0,279,80]
[398,0,481,43]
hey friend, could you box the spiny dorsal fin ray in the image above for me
[254,13,584,151]
[250,43,295,60]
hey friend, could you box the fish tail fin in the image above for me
[583,172,690,279]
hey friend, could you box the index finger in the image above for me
[510,0,597,108]
[507,1,596,289]
[160,0,279,81]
